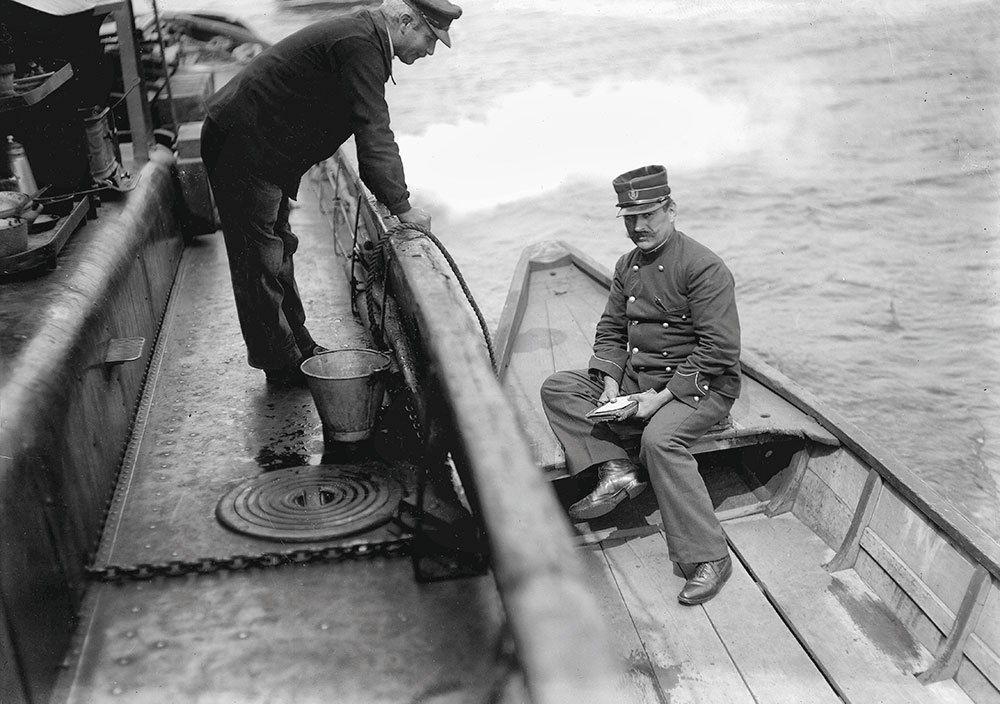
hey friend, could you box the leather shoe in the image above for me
[678,554,732,605]
[264,364,308,387]
[568,459,647,521]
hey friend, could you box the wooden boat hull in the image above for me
[496,239,1000,703]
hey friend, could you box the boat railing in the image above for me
[318,153,624,704]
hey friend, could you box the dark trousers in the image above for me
[541,369,732,564]
[201,119,315,369]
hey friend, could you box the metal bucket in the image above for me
[301,349,391,443]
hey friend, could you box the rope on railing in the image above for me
[384,221,498,375]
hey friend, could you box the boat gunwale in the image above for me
[321,162,623,704]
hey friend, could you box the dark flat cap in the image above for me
[408,0,462,47]
[613,164,671,217]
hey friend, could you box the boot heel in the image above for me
[626,481,648,499]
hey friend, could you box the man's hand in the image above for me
[397,207,432,230]
[633,388,674,420]
[598,376,620,405]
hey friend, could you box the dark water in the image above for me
[157,0,1000,538]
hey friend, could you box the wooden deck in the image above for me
[583,512,976,704]
[48,175,517,703]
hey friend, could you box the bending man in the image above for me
[201,0,461,385]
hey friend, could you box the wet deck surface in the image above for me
[51,178,512,703]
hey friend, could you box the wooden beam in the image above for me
[113,0,152,163]
[918,565,990,683]
[765,444,811,517]
[825,468,883,573]
[384,231,622,704]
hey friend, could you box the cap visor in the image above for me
[616,200,667,217]
[429,25,452,47]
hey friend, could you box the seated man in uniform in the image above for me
[540,165,742,605]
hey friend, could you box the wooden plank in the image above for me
[861,528,960,636]
[955,652,1000,704]
[385,233,622,704]
[805,448,872,512]
[854,548,951,669]
[703,545,842,704]
[791,464,856,551]
[766,445,811,517]
[868,488,975,616]
[969,580,1000,688]
[601,532,757,704]
[577,546,667,703]
[114,0,152,163]
[727,513,950,704]
[963,632,1000,700]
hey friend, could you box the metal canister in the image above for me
[83,108,119,182]
[5,135,38,194]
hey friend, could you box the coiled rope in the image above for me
[383,221,498,375]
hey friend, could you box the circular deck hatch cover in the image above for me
[216,465,403,542]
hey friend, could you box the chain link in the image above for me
[86,537,413,583]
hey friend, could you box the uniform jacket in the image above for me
[588,229,742,408]
[205,10,410,212]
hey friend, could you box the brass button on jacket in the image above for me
[588,230,742,408]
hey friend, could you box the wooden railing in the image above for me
[321,154,623,704]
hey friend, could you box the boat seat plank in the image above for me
[726,513,975,704]
[508,360,840,479]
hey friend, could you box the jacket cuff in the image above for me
[588,353,625,384]
[388,198,412,216]
[666,371,712,408]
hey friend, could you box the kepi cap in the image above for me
[407,0,462,47]
[613,164,671,217]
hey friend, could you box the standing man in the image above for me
[201,0,461,385]
[540,165,742,605]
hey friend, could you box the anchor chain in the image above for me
[86,537,413,582]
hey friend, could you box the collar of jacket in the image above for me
[361,9,395,82]
[638,228,678,262]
